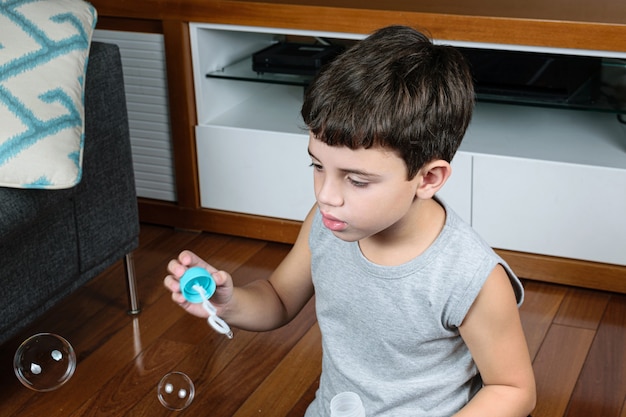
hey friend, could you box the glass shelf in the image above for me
[207,56,314,87]
[207,56,626,114]
[475,58,626,114]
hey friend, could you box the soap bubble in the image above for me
[157,371,195,411]
[13,333,77,392]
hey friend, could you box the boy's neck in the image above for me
[358,198,446,266]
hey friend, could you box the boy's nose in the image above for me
[316,177,343,207]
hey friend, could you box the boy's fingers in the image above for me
[163,275,180,291]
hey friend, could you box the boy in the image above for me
[164,25,536,417]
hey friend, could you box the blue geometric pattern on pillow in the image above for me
[0,0,97,189]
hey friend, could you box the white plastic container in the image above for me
[330,392,366,417]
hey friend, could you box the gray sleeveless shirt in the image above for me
[305,200,523,417]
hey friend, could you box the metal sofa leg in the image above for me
[124,252,141,315]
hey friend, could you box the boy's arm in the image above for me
[217,205,316,331]
[455,265,537,417]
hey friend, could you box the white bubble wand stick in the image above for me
[180,267,233,339]
[192,284,233,339]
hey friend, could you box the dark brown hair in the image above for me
[301,25,474,179]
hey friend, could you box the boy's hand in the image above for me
[163,250,234,319]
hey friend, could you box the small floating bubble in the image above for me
[157,371,195,411]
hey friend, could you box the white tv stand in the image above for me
[189,23,626,268]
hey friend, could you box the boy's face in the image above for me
[308,133,422,242]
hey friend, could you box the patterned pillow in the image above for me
[0,0,97,189]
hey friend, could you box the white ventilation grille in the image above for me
[92,30,176,201]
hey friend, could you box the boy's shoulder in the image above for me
[440,198,524,305]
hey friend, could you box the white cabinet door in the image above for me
[437,151,472,225]
[472,154,626,266]
[196,125,315,221]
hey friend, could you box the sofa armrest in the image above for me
[74,41,139,274]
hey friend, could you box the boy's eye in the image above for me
[308,162,368,187]
[349,177,368,187]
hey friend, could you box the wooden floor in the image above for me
[1,223,625,417]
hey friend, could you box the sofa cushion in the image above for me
[0,0,97,189]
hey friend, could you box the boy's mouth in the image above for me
[321,212,348,232]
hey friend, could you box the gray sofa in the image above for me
[0,42,140,345]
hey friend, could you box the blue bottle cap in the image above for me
[179,267,216,303]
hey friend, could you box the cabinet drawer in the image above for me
[196,125,314,221]
[472,154,626,266]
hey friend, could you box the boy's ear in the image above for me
[416,159,452,199]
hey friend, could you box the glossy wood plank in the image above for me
[287,376,321,417]
[553,287,610,330]
[519,280,567,360]
[531,324,596,417]
[182,232,270,276]
[232,323,322,416]
[564,294,626,417]
[175,304,317,417]
[66,338,196,417]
